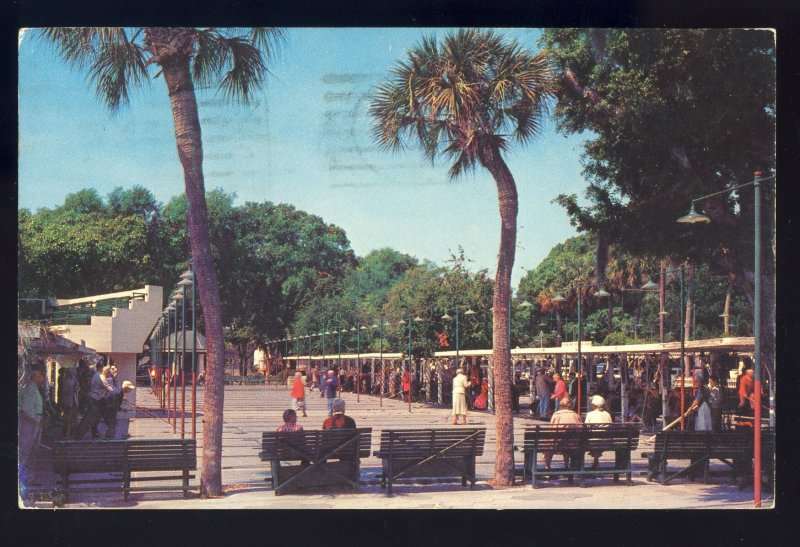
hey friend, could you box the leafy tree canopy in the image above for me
[541,29,775,272]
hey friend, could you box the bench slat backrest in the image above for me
[654,430,763,457]
[522,424,640,453]
[584,424,641,452]
[54,439,197,473]
[377,429,485,457]
[261,428,372,460]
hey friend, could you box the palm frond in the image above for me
[87,39,149,111]
[216,36,267,103]
[370,28,554,177]
[40,27,149,111]
[38,27,128,70]
[250,27,286,59]
[192,29,228,89]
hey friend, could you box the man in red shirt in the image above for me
[322,399,357,429]
[550,373,568,410]
[738,368,755,412]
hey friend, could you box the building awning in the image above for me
[18,325,96,357]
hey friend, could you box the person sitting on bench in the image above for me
[584,395,613,469]
[277,409,304,432]
[322,399,356,430]
[544,396,582,469]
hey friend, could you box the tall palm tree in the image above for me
[370,29,553,485]
[39,27,284,497]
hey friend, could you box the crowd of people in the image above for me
[23,357,138,442]
[279,351,764,435]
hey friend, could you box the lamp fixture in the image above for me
[641,278,659,291]
[677,201,711,224]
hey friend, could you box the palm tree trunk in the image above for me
[478,143,517,487]
[160,52,226,498]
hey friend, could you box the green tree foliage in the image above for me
[160,190,356,351]
[291,248,419,353]
[515,234,754,346]
[290,249,494,356]
[19,188,356,359]
[19,206,150,297]
[61,188,106,215]
[541,28,774,278]
[541,28,775,372]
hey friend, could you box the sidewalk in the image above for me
[22,383,773,509]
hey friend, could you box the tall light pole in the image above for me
[441,307,476,371]
[679,170,774,507]
[182,266,197,439]
[398,314,423,412]
[442,305,477,399]
[553,283,608,417]
[378,317,388,407]
[176,279,190,439]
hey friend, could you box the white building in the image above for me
[53,285,163,392]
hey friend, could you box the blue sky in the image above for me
[18,28,591,289]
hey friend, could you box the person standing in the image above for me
[535,367,554,419]
[74,362,116,439]
[451,368,471,425]
[550,373,568,411]
[113,381,137,439]
[689,373,712,431]
[58,368,79,437]
[706,375,724,432]
[402,369,411,402]
[738,368,755,415]
[291,372,307,417]
[19,366,46,467]
[76,360,92,414]
[321,370,339,416]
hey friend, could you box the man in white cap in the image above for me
[584,395,613,469]
[585,395,613,424]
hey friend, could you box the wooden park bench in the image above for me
[515,423,641,488]
[641,429,771,485]
[373,428,486,495]
[259,428,372,495]
[52,439,196,506]
[224,375,265,385]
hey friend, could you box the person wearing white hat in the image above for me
[451,368,471,425]
[584,395,613,469]
[113,380,137,439]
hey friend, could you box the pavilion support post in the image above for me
[660,351,670,426]
[487,357,494,413]
[620,352,629,422]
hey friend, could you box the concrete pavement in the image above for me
[23,382,773,509]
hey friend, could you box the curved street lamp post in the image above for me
[678,170,774,507]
